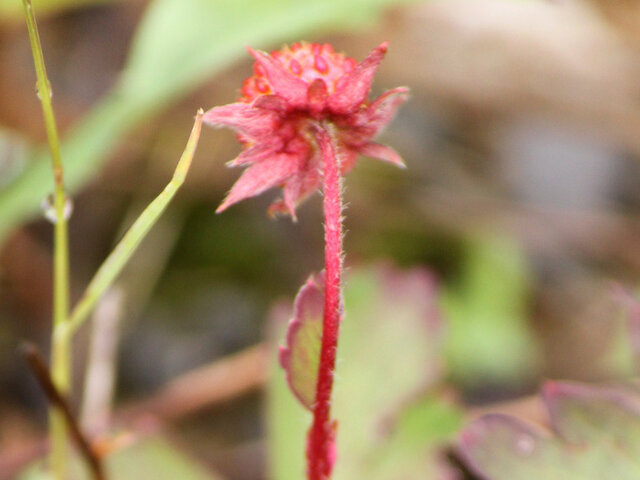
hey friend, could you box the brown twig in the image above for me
[20,343,106,480]
[119,343,269,421]
[3,343,269,478]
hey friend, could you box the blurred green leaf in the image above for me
[597,298,636,378]
[267,265,462,480]
[0,0,120,22]
[368,396,462,479]
[460,382,640,480]
[19,435,224,479]
[107,436,224,480]
[442,235,540,388]
[0,128,30,189]
[0,0,414,242]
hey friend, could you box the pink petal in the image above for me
[268,154,321,220]
[279,272,325,410]
[327,42,389,114]
[284,166,321,214]
[229,140,283,167]
[247,47,309,107]
[336,87,408,147]
[216,153,296,213]
[307,78,328,116]
[266,199,291,219]
[357,86,409,135]
[357,142,406,168]
[203,102,277,140]
[338,87,408,144]
[253,94,289,114]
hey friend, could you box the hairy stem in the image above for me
[22,1,71,477]
[308,124,343,480]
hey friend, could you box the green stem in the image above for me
[65,110,203,337]
[21,0,70,477]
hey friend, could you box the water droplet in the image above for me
[35,81,52,100]
[41,194,73,223]
[516,434,535,456]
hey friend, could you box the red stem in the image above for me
[307,124,343,480]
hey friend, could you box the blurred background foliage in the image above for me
[3,0,640,478]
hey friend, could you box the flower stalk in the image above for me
[22,0,71,477]
[307,124,343,479]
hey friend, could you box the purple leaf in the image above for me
[543,381,640,447]
[459,381,640,480]
[460,414,550,479]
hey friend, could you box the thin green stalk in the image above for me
[22,1,71,477]
[22,4,202,474]
[65,110,203,336]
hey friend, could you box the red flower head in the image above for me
[204,41,408,219]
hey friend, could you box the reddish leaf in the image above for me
[279,273,325,410]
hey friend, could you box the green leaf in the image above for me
[442,235,540,388]
[279,273,325,410]
[267,265,462,480]
[460,382,640,480]
[0,0,415,243]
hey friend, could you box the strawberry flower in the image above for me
[204,41,408,219]
[204,41,407,480]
